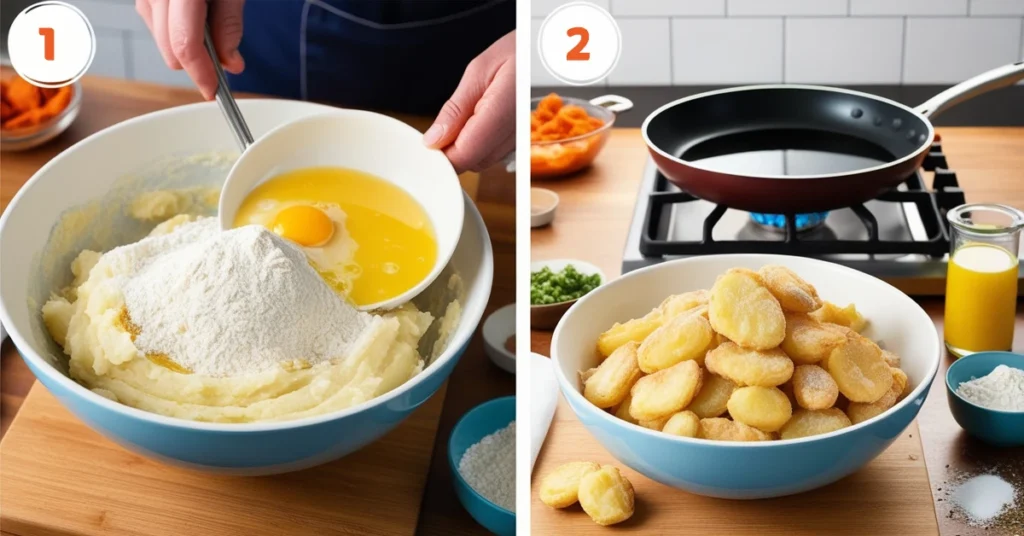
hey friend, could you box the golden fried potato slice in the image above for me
[583,341,642,408]
[637,310,714,372]
[881,349,901,368]
[687,373,737,418]
[659,289,709,318]
[846,367,909,424]
[611,392,637,424]
[597,310,663,357]
[891,367,909,396]
[827,332,893,403]
[709,268,786,350]
[781,313,847,365]
[705,342,794,387]
[578,466,635,526]
[779,408,852,439]
[791,364,839,410]
[758,265,823,313]
[780,380,799,407]
[662,410,700,437]
[638,415,671,430]
[727,386,793,432]
[698,417,773,441]
[539,461,602,508]
[629,359,703,421]
[811,301,868,332]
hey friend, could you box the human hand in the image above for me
[136,0,246,100]
[423,31,515,174]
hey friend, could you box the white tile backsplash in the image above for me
[91,31,128,78]
[904,17,1022,82]
[786,18,904,83]
[850,0,968,16]
[534,0,610,17]
[130,36,192,88]
[969,0,1024,15]
[672,18,783,84]
[728,0,847,16]
[608,19,672,85]
[611,0,724,16]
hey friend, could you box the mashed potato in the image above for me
[42,207,449,423]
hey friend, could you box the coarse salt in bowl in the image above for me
[551,254,940,499]
[0,100,493,475]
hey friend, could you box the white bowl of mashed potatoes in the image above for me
[0,100,493,474]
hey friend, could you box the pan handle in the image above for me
[590,94,634,113]
[914,61,1024,119]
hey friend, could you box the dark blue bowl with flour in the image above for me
[946,351,1024,447]
[449,396,515,536]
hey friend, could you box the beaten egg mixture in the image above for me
[40,173,458,423]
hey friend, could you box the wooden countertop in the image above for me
[531,127,1024,535]
[0,75,515,535]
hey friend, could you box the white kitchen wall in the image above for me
[533,0,1024,86]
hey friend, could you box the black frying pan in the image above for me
[642,62,1024,214]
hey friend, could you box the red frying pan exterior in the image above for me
[647,146,930,214]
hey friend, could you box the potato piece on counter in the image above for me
[637,309,714,372]
[687,373,737,419]
[811,301,867,332]
[578,466,635,526]
[698,417,773,442]
[779,408,852,440]
[709,268,786,350]
[727,386,793,433]
[781,313,847,365]
[759,265,823,313]
[540,461,602,508]
[662,410,701,438]
[791,364,839,410]
[705,342,794,387]
[827,332,893,403]
[583,341,642,408]
[629,359,702,421]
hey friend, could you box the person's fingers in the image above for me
[169,0,218,99]
[136,0,154,34]
[210,0,246,74]
[466,128,515,172]
[149,0,181,70]
[423,59,487,149]
[441,66,515,172]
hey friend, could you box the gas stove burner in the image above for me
[749,212,830,233]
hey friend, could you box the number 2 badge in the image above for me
[537,1,622,86]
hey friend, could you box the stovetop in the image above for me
[622,142,1024,296]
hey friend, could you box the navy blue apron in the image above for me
[228,0,515,115]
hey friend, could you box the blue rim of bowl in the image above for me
[945,352,1024,415]
[447,395,516,517]
[0,99,495,433]
[550,253,943,447]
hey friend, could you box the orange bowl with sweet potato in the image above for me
[1,67,82,151]
[530,93,623,180]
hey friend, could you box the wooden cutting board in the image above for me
[530,394,938,535]
[0,384,445,536]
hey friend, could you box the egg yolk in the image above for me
[271,205,335,247]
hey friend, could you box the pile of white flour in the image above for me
[459,420,516,512]
[956,364,1024,412]
[115,218,378,377]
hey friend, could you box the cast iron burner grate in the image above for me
[638,142,967,257]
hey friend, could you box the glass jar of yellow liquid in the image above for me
[944,204,1024,357]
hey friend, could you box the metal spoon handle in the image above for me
[203,25,253,151]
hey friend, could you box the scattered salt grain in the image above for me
[952,474,1016,525]
[458,421,516,512]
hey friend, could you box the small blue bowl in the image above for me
[946,351,1024,447]
[448,396,515,536]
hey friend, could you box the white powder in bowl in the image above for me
[458,421,516,512]
[956,364,1024,412]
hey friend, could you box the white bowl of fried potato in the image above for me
[550,254,939,499]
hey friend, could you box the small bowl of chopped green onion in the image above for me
[530,259,605,330]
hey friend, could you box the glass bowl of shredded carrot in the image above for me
[530,93,616,179]
[1,67,81,152]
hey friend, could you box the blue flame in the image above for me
[749,212,829,230]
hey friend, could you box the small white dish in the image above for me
[482,303,515,374]
[530,352,557,472]
[530,188,559,228]
[530,259,606,330]
[218,111,464,311]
